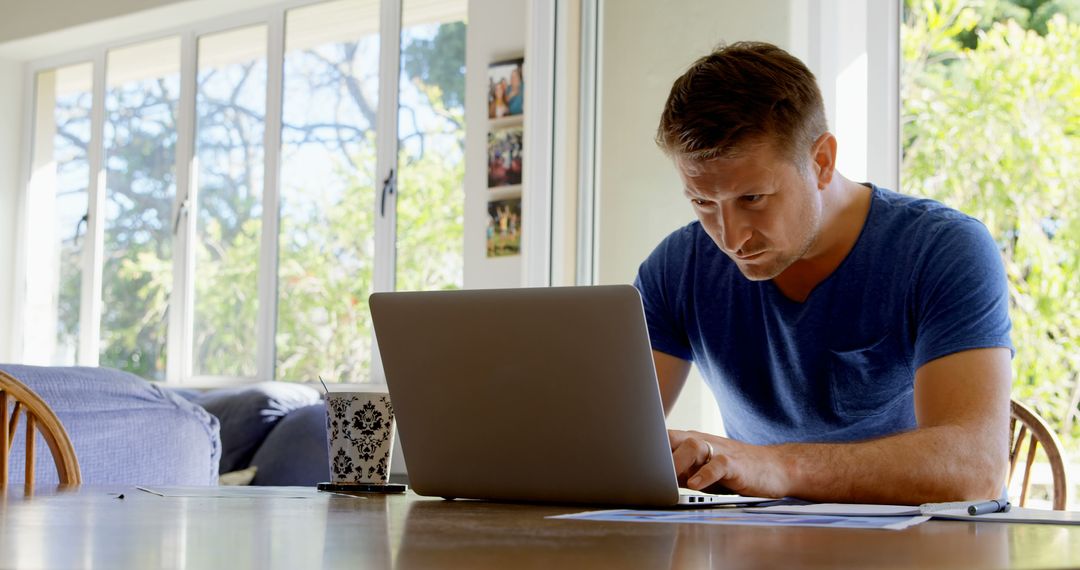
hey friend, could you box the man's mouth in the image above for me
[735,250,766,261]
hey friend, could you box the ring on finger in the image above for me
[703,440,714,464]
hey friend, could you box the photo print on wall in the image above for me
[488,57,524,119]
[487,126,523,188]
[486,198,521,257]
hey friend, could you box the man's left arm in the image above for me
[673,346,1011,503]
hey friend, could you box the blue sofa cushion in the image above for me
[250,402,330,486]
[0,364,221,485]
[193,382,321,474]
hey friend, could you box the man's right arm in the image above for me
[653,350,691,416]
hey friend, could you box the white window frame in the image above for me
[791,0,900,189]
[523,0,556,287]
[15,0,418,386]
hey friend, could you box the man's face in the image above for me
[675,143,823,281]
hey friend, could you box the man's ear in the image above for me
[810,132,837,189]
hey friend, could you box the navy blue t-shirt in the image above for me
[634,185,1012,445]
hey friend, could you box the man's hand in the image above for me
[663,348,1010,504]
[669,430,790,498]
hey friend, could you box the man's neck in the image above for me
[772,175,873,302]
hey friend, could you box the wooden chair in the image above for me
[1009,399,1068,510]
[0,369,82,495]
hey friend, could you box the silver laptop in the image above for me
[370,285,753,507]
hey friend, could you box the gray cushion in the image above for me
[194,382,321,473]
[0,364,221,485]
[250,403,330,486]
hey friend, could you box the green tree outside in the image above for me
[902,0,1080,470]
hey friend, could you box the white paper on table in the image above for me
[549,508,931,531]
[926,507,1080,525]
[743,503,923,516]
[136,486,362,499]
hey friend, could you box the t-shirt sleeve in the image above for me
[633,232,694,362]
[912,217,1013,369]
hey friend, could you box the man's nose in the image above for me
[717,209,751,254]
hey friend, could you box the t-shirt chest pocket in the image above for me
[827,333,913,418]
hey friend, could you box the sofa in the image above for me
[1,364,333,486]
[1,364,221,485]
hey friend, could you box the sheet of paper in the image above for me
[742,503,1080,526]
[928,507,1080,525]
[549,509,930,531]
[743,503,921,517]
[136,486,358,499]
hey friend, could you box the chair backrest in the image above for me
[0,369,82,494]
[1009,399,1068,510]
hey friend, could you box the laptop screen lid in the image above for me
[370,285,681,506]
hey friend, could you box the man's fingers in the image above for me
[671,440,696,478]
[687,458,728,491]
[668,429,690,450]
[668,429,706,450]
[671,436,712,481]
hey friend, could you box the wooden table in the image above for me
[2,486,1079,569]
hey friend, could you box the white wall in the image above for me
[0,59,21,362]
[594,0,793,434]
[463,0,526,289]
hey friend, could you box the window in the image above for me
[396,5,466,292]
[101,37,181,381]
[276,0,382,382]
[24,62,94,366]
[193,26,268,378]
[21,0,467,384]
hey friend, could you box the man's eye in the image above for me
[741,194,763,203]
[691,199,713,207]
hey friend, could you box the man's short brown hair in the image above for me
[656,41,828,163]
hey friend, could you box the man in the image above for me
[636,42,1013,504]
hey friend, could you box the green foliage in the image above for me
[396,148,466,292]
[950,0,1080,46]
[902,1,1080,446]
[193,216,262,377]
[402,21,467,110]
[275,142,379,382]
[97,78,178,380]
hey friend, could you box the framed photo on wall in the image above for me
[486,198,521,257]
[487,125,523,188]
[488,57,524,119]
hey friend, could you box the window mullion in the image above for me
[257,9,286,383]
[166,32,198,384]
[374,0,402,294]
[370,0,402,384]
[577,0,600,286]
[867,0,900,190]
[78,50,107,368]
